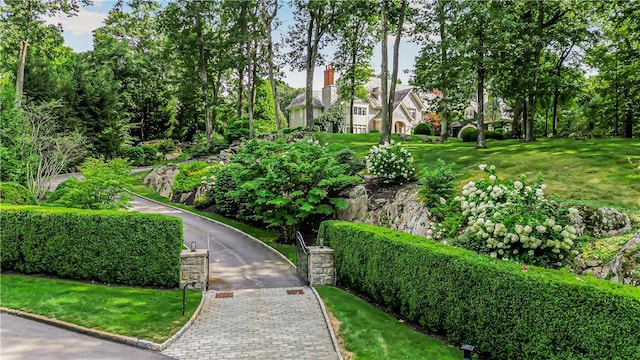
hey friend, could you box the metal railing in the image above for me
[295,231,309,283]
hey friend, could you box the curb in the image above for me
[310,287,345,360]
[127,190,297,268]
[0,290,205,352]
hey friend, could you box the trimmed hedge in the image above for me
[413,123,432,135]
[1,205,183,287]
[0,182,37,205]
[319,221,640,360]
[461,128,477,142]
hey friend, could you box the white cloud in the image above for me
[45,8,108,36]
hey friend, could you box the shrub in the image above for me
[51,158,133,210]
[452,165,578,268]
[369,129,379,133]
[226,137,361,242]
[413,123,432,135]
[485,130,505,140]
[333,148,365,176]
[140,144,160,165]
[118,146,145,166]
[0,205,183,287]
[365,141,415,184]
[0,182,37,205]
[319,221,640,360]
[461,128,478,142]
[173,161,220,194]
[213,163,244,217]
[417,159,457,208]
[223,117,250,144]
[188,132,227,158]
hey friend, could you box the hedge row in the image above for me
[319,221,640,360]
[1,206,183,287]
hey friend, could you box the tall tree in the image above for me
[332,0,379,134]
[0,0,91,107]
[287,0,338,130]
[380,0,408,144]
[260,0,283,130]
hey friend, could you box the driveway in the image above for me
[0,314,171,360]
[129,196,304,291]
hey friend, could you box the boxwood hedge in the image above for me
[1,205,183,287]
[319,221,640,360]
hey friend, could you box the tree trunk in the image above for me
[349,47,357,134]
[624,88,633,138]
[438,5,448,141]
[476,26,486,149]
[552,83,559,135]
[525,93,536,142]
[264,4,282,131]
[512,98,524,139]
[386,0,407,138]
[195,6,211,142]
[380,0,390,144]
[237,68,244,118]
[305,13,318,131]
[247,44,256,139]
[16,40,28,107]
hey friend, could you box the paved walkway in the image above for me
[162,288,338,360]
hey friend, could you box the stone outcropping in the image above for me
[335,184,436,238]
[569,206,632,237]
[577,230,640,286]
[143,164,179,198]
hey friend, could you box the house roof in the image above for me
[285,91,324,110]
[393,89,412,110]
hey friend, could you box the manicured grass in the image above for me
[126,173,296,264]
[317,133,640,220]
[0,274,202,343]
[315,286,461,360]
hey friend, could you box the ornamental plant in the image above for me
[365,141,415,184]
[452,164,579,268]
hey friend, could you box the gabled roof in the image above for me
[393,89,412,110]
[285,91,324,110]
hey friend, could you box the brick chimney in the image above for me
[323,64,335,87]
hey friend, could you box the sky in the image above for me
[44,0,421,91]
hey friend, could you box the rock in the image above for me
[567,206,586,236]
[334,185,368,222]
[143,164,179,198]
[586,261,601,268]
[419,135,429,142]
[582,230,640,286]
[399,134,413,141]
[588,207,632,237]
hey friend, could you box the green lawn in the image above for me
[317,133,640,220]
[315,286,461,360]
[0,274,202,343]
[126,172,296,264]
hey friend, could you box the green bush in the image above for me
[213,163,243,217]
[223,117,250,144]
[140,145,160,165]
[365,141,415,184]
[333,148,365,176]
[369,129,379,133]
[0,206,183,287]
[51,158,133,210]
[485,130,505,140]
[0,182,37,205]
[319,221,640,360]
[188,132,227,158]
[417,159,457,208]
[225,138,361,242]
[413,123,432,135]
[173,161,219,194]
[118,146,146,166]
[461,128,478,142]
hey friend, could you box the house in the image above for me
[285,65,427,134]
[453,91,513,137]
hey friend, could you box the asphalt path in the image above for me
[129,195,304,291]
[0,314,171,360]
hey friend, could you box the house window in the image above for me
[353,106,367,116]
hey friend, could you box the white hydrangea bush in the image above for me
[454,164,579,268]
[365,141,415,184]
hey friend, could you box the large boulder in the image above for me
[335,185,368,222]
[583,231,640,286]
[143,164,179,198]
[569,206,632,237]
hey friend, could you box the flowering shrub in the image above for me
[452,164,579,268]
[365,141,415,184]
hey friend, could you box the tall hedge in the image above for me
[1,206,183,287]
[319,221,640,360]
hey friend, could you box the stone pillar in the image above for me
[180,249,208,290]
[308,246,336,286]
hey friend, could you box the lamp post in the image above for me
[182,281,196,316]
[461,344,474,360]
